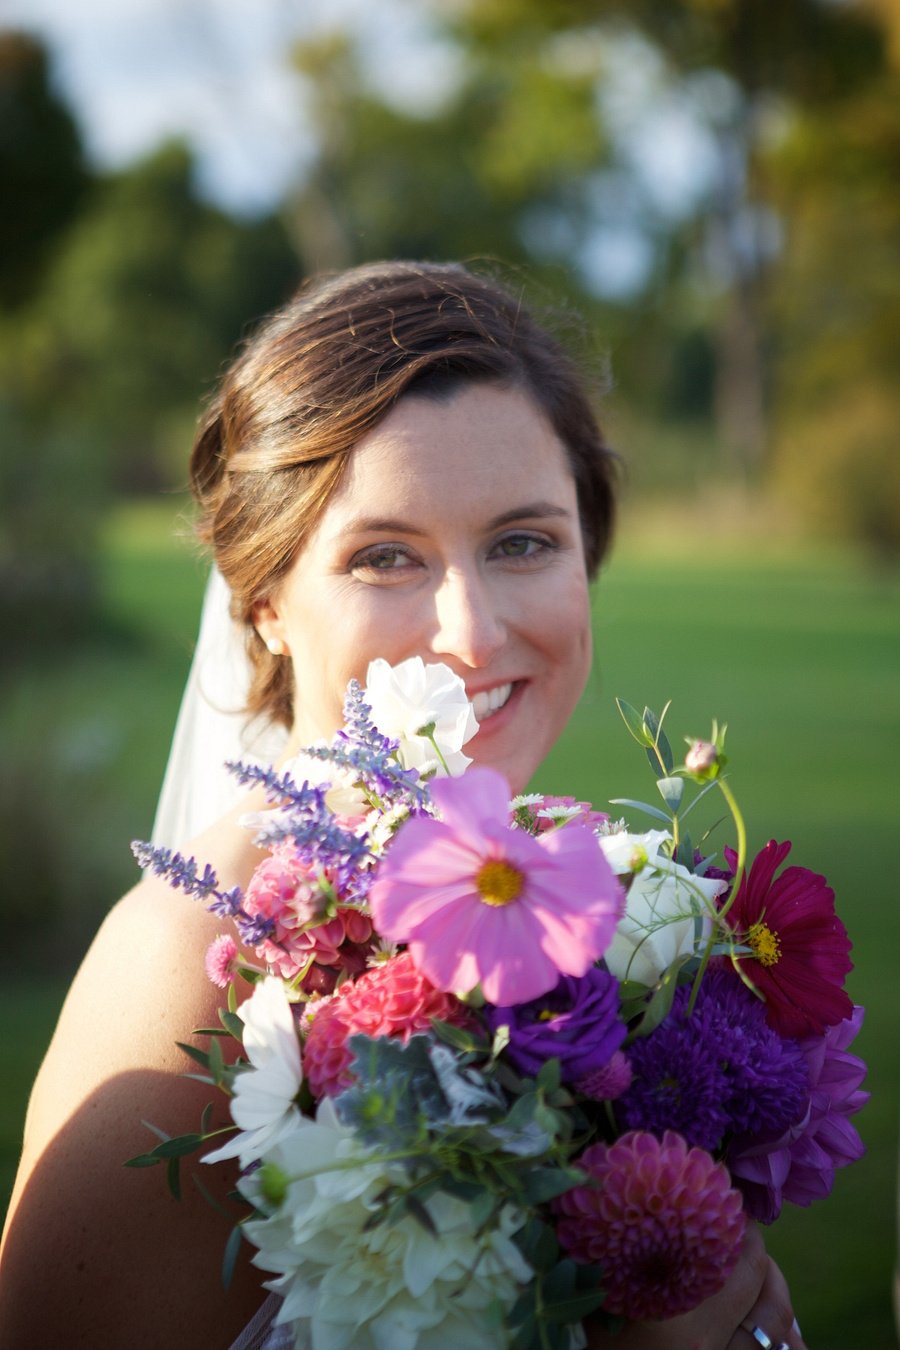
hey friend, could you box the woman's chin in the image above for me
[467,683,550,793]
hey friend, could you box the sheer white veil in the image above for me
[151,567,288,847]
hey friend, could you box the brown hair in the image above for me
[190,260,617,729]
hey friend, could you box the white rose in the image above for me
[364,656,478,776]
[598,830,727,986]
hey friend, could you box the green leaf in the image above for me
[674,832,694,870]
[608,797,672,825]
[208,1034,226,1084]
[222,1223,243,1291]
[656,776,684,813]
[430,1017,488,1054]
[536,1057,561,1094]
[617,979,651,1001]
[227,980,238,1014]
[219,1008,244,1041]
[643,704,674,774]
[124,1152,161,1169]
[139,1118,172,1144]
[515,1217,559,1273]
[615,697,653,746]
[542,1284,608,1324]
[509,1314,538,1349]
[630,967,684,1039]
[404,1192,437,1236]
[521,1167,583,1206]
[176,1041,212,1071]
[149,1132,205,1160]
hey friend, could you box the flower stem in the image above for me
[686,775,747,1016]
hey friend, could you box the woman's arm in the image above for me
[0,797,271,1350]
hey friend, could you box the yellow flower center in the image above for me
[748,920,782,967]
[475,859,525,908]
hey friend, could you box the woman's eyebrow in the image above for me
[339,502,572,537]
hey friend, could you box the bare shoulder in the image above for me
[0,880,265,1349]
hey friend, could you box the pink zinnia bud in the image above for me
[554,1130,745,1320]
[685,740,719,776]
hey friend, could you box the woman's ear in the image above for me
[252,599,290,657]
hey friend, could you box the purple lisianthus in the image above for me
[728,1004,868,1223]
[484,967,626,1084]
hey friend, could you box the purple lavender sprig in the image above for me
[303,680,429,813]
[224,762,327,811]
[131,842,250,925]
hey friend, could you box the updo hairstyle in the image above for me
[190,260,617,730]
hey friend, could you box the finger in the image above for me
[731,1256,807,1350]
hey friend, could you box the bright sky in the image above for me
[0,0,460,214]
[0,0,719,294]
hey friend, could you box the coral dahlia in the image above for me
[303,951,470,1100]
[554,1130,745,1321]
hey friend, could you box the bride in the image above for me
[0,261,803,1350]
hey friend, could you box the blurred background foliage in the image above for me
[1,4,898,1341]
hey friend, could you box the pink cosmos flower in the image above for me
[554,1130,746,1321]
[303,951,471,1099]
[720,840,853,1037]
[369,768,624,1006]
[204,933,239,988]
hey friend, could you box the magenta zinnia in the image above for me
[368,767,623,1005]
[721,839,853,1038]
[554,1130,746,1320]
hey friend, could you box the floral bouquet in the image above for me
[131,659,868,1350]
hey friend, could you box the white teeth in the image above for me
[471,683,513,722]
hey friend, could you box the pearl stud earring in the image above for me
[265,637,287,656]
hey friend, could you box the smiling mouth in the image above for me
[470,683,514,722]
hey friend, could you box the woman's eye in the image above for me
[492,533,552,561]
[350,545,416,575]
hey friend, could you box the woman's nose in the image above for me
[428,568,506,668]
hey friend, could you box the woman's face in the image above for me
[255,382,593,794]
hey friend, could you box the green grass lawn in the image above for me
[3,502,898,1347]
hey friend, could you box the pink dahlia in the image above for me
[554,1130,746,1321]
[303,951,470,1099]
[721,840,853,1037]
[369,767,623,1005]
[243,846,333,976]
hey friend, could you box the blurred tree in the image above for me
[286,26,608,290]
[1,101,299,657]
[16,140,299,493]
[0,31,89,309]
[286,0,893,493]
[766,64,900,554]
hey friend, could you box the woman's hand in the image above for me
[584,1223,807,1350]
